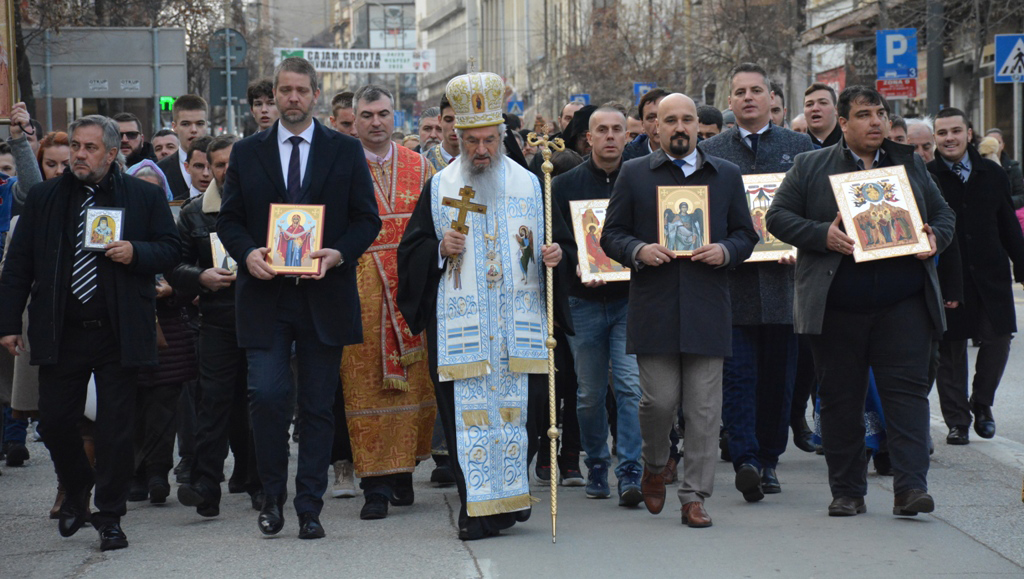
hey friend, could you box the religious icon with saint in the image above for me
[743,173,795,262]
[657,185,710,257]
[82,206,124,251]
[265,203,325,275]
[830,165,930,262]
[569,199,629,283]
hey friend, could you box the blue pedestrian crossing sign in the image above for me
[507,100,524,116]
[995,34,1024,83]
[876,29,917,79]
[569,93,590,105]
[634,82,657,104]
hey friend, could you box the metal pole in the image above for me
[926,0,943,116]
[1014,81,1022,165]
[225,30,236,135]
[526,131,564,544]
[44,30,52,129]
[153,28,161,134]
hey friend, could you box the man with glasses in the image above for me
[112,112,156,167]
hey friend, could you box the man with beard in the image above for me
[600,93,758,528]
[424,95,460,173]
[217,57,381,539]
[397,71,574,540]
[342,84,436,521]
[112,112,156,166]
[0,115,180,550]
[417,106,442,153]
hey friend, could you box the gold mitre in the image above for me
[445,72,504,129]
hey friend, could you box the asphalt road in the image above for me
[2,289,1024,578]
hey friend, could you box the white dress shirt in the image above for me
[737,122,771,151]
[666,148,700,178]
[278,121,315,190]
[177,147,193,191]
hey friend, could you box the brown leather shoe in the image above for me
[641,466,666,515]
[681,501,712,528]
[662,457,679,484]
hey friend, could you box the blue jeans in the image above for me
[246,284,342,516]
[566,296,642,477]
[2,405,28,445]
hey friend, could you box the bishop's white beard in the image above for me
[459,145,506,208]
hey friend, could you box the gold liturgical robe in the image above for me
[341,144,437,477]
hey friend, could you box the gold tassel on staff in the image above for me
[527,131,564,544]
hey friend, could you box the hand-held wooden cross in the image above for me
[526,131,564,543]
[442,186,487,234]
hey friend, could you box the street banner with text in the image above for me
[275,48,436,74]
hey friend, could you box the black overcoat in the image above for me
[927,145,1024,339]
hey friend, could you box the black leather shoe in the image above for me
[761,468,781,494]
[735,463,764,503]
[57,489,91,537]
[971,398,996,439]
[873,451,893,476]
[4,442,29,466]
[148,476,170,504]
[828,496,866,516]
[257,493,286,535]
[128,476,148,502]
[391,474,415,506]
[250,490,265,511]
[791,416,817,453]
[946,426,970,445]
[177,483,220,517]
[298,512,325,539]
[97,522,129,551]
[360,493,389,520]
[893,489,934,516]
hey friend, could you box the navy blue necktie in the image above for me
[287,136,303,201]
[673,159,687,171]
[748,133,759,154]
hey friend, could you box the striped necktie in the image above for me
[952,162,968,183]
[71,186,98,303]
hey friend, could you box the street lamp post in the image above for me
[366,1,402,125]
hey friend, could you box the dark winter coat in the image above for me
[699,123,815,325]
[927,145,1024,339]
[601,147,758,357]
[0,164,181,366]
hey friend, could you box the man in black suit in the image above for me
[929,108,1024,445]
[217,57,381,540]
[766,86,955,518]
[157,94,209,200]
[0,115,180,551]
[601,93,758,528]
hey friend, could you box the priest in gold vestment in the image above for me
[341,84,436,521]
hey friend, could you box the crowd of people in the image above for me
[0,55,1022,553]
